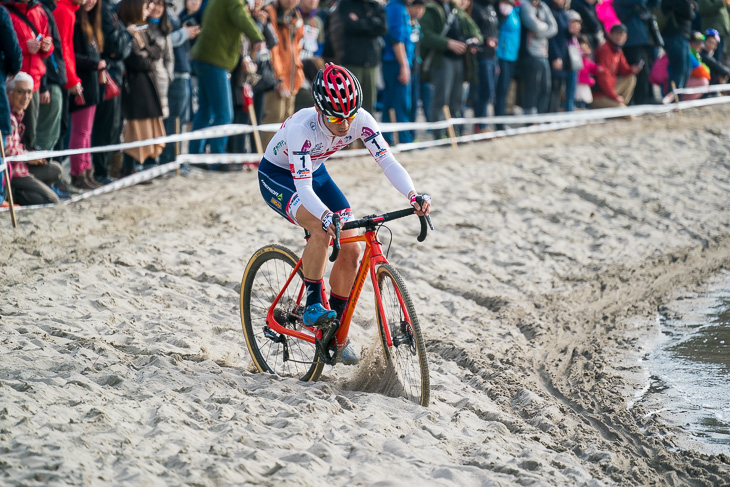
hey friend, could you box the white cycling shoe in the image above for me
[338,341,360,366]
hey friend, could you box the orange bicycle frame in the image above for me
[263,229,406,349]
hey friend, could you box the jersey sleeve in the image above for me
[288,124,330,220]
[358,110,416,198]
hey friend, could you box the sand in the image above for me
[2,105,730,486]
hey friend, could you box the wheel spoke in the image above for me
[241,245,323,381]
[377,264,430,406]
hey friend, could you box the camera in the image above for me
[466,38,480,46]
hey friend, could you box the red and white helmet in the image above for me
[312,64,363,118]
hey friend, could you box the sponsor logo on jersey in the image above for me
[313,143,324,153]
[270,197,282,209]
[375,148,388,157]
[290,163,310,179]
[261,179,280,198]
[363,131,381,143]
[272,140,286,156]
[300,140,312,152]
[337,208,353,222]
[310,121,316,131]
[361,127,375,138]
[287,194,301,217]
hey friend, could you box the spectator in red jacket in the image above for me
[53,0,84,99]
[2,0,54,149]
[591,23,642,108]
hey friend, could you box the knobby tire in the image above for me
[375,264,430,406]
[240,244,324,382]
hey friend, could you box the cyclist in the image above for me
[257,63,431,364]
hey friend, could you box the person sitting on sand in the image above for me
[257,63,432,365]
[590,23,642,109]
[4,72,63,206]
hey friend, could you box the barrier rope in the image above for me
[2,91,730,217]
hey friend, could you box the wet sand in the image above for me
[2,105,730,486]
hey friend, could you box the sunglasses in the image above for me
[326,113,357,124]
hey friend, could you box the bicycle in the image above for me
[240,203,433,406]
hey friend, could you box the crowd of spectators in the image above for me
[2,0,730,206]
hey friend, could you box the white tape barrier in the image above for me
[180,95,729,165]
[0,160,182,212]
[661,82,730,104]
[2,95,729,214]
[5,92,730,165]
[4,122,279,163]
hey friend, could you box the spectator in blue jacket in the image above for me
[383,0,418,144]
[662,0,697,90]
[613,0,661,104]
[1,4,23,143]
[494,0,519,127]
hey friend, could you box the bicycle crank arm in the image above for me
[315,320,340,365]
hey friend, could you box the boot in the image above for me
[84,170,102,189]
[71,173,96,190]
[109,151,123,179]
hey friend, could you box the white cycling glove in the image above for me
[409,193,432,209]
[321,211,335,232]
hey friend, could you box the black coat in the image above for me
[100,3,132,86]
[338,0,387,67]
[1,4,22,137]
[70,17,102,112]
[661,0,697,39]
[122,29,163,120]
[570,0,602,49]
[472,0,499,59]
[0,5,22,77]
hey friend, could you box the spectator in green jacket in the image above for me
[189,0,264,158]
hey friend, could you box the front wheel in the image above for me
[375,264,430,406]
[240,244,324,381]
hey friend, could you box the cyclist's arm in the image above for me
[288,132,330,221]
[359,112,416,197]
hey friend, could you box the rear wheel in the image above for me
[240,244,324,381]
[375,264,430,406]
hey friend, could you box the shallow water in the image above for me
[636,274,730,455]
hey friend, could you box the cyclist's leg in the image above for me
[312,166,360,304]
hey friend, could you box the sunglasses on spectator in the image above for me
[326,113,357,124]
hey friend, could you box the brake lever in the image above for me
[328,213,341,263]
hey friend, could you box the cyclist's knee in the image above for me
[339,242,360,266]
[308,229,330,246]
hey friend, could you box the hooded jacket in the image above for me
[191,0,263,72]
[53,0,80,89]
[519,0,558,59]
[2,0,54,90]
[265,1,304,94]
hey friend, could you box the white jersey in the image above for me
[263,107,416,220]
